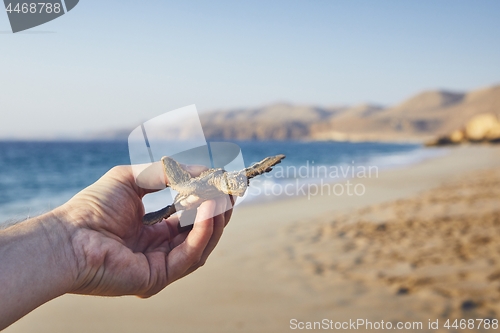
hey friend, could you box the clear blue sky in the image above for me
[1,0,499,138]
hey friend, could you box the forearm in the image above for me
[0,209,77,330]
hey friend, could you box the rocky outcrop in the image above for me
[465,113,500,142]
[426,113,500,146]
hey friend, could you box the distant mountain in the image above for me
[311,90,466,141]
[311,86,500,142]
[91,84,500,143]
[200,85,500,142]
[200,103,346,140]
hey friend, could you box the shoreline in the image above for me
[0,140,433,223]
[238,144,447,207]
[5,145,500,333]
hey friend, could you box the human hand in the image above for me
[56,162,233,297]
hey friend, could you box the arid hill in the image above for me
[200,85,500,142]
[199,103,345,141]
[92,85,500,143]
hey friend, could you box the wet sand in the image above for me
[5,145,500,333]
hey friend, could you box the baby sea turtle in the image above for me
[143,154,286,225]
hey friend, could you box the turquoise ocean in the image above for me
[0,141,445,224]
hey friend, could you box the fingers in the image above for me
[178,197,228,278]
[165,200,216,283]
[147,194,233,253]
[131,162,167,195]
[142,195,233,294]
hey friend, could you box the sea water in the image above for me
[0,141,445,224]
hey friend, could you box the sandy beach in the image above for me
[5,145,500,333]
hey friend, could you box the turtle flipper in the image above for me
[245,154,286,179]
[162,156,192,187]
[142,204,177,225]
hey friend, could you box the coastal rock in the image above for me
[449,129,465,143]
[426,113,500,146]
[465,113,500,141]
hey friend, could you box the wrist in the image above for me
[53,201,107,294]
[34,207,81,295]
[0,208,81,329]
